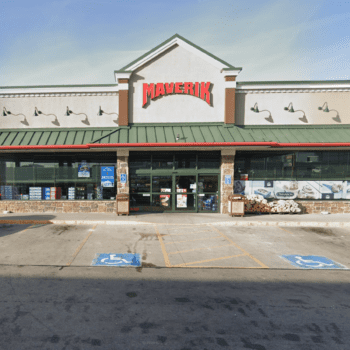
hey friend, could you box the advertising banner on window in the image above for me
[78,161,90,178]
[177,194,187,208]
[319,181,344,200]
[101,166,115,187]
[234,180,349,200]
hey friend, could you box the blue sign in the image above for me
[78,162,90,178]
[120,174,127,184]
[92,253,141,267]
[225,175,231,185]
[101,166,115,188]
[281,255,347,269]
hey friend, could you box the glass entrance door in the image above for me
[174,175,196,211]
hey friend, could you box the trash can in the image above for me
[228,194,246,217]
[116,194,130,216]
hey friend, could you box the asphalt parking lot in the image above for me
[0,222,349,270]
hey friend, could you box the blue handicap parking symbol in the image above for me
[92,253,141,267]
[281,255,347,269]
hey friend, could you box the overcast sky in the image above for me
[1,0,350,86]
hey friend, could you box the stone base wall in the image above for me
[0,201,116,213]
[0,200,349,215]
[296,201,350,214]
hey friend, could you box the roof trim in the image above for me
[1,141,350,151]
[238,80,350,85]
[116,34,241,73]
[238,124,350,129]
[236,80,350,91]
[0,85,119,95]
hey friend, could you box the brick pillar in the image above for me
[220,149,235,214]
[118,79,129,126]
[117,150,129,194]
[224,76,236,125]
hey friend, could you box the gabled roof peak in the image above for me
[114,34,242,77]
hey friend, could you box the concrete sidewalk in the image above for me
[0,211,349,227]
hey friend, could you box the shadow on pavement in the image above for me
[0,268,348,349]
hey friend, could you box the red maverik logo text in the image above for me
[143,82,211,107]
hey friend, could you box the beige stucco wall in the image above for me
[129,45,225,124]
[236,91,350,125]
[0,94,119,129]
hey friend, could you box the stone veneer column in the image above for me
[117,150,129,194]
[220,149,236,214]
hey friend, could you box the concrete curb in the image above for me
[215,221,350,228]
[51,220,350,227]
[51,220,148,226]
[0,219,349,227]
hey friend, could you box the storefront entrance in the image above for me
[130,151,221,213]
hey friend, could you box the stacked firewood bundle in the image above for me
[268,199,301,214]
[243,195,302,214]
[244,194,271,213]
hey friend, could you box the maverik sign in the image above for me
[143,82,212,107]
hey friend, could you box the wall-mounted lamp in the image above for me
[66,106,90,125]
[318,102,341,123]
[34,107,60,126]
[318,102,329,113]
[284,103,308,123]
[250,103,273,123]
[98,106,119,124]
[3,107,29,126]
[250,103,259,113]
[284,103,295,113]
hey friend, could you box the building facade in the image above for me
[1,34,350,214]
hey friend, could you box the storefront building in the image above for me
[1,34,350,214]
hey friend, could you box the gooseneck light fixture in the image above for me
[3,107,29,126]
[34,107,60,126]
[318,102,330,113]
[318,102,341,123]
[66,106,90,125]
[284,103,308,123]
[251,103,273,123]
[98,106,119,124]
[250,103,259,113]
[284,103,295,113]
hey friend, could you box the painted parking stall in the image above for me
[92,253,141,267]
[281,255,348,269]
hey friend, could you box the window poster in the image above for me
[160,194,170,207]
[177,194,187,208]
[252,181,275,199]
[101,166,115,187]
[234,180,252,196]
[234,180,350,200]
[343,181,350,199]
[273,181,298,200]
[295,181,321,200]
[319,181,344,200]
[78,161,90,178]
[161,188,171,192]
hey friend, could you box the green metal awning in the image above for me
[92,123,350,145]
[0,123,349,148]
[0,127,115,147]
